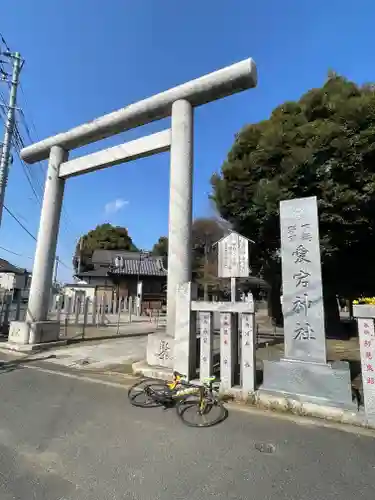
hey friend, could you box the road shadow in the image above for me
[62,331,151,344]
[0,355,56,375]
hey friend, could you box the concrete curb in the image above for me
[132,360,373,430]
[3,340,68,353]
[251,391,366,428]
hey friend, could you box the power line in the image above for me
[0,32,76,277]
[0,245,32,258]
[16,83,78,241]
[3,204,36,240]
[57,258,73,271]
[2,204,74,272]
[0,33,45,216]
[12,124,43,204]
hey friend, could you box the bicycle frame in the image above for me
[165,373,208,410]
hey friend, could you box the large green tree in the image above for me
[73,224,138,273]
[211,74,375,324]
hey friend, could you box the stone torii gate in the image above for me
[8,57,257,346]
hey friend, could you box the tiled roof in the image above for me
[109,257,167,277]
[76,268,109,278]
[0,258,29,274]
[76,257,167,278]
[92,250,143,265]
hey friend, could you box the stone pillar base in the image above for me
[8,320,61,345]
[146,332,174,369]
[262,358,356,409]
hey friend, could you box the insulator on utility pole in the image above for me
[0,51,23,227]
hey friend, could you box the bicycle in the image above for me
[128,371,228,427]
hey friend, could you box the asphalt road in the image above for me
[0,360,374,500]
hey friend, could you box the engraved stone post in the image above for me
[358,318,375,424]
[199,311,213,381]
[262,196,354,407]
[220,312,236,392]
[280,196,326,363]
[215,231,252,393]
[353,305,375,426]
[241,307,256,396]
[174,282,196,379]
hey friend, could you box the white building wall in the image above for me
[63,285,96,300]
[0,273,16,290]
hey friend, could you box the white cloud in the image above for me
[104,198,129,214]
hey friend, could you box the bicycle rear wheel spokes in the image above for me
[176,395,228,427]
[128,378,153,398]
[128,379,171,408]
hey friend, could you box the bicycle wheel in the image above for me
[128,379,171,408]
[176,395,228,427]
[128,378,156,400]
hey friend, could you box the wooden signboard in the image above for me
[216,231,252,278]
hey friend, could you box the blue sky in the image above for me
[1,0,375,282]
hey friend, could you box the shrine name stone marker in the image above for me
[280,195,326,363]
[262,196,354,408]
[353,305,375,426]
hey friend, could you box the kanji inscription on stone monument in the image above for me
[199,311,213,380]
[220,312,235,391]
[280,196,326,363]
[241,311,256,394]
[358,317,375,424]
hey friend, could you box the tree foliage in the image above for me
[151,236,169,257]
[191,217,225,291]
[151,218,226,291]
[73,224,138,273]
[211,74,375,300]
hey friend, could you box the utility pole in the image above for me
[53,256,59,285]
[0,50,23,227]
[77,237,83,275]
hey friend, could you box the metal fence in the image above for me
[0,290,165,339]
[47,293,165,340]
[0,291,26,334]
[0,289,277,343]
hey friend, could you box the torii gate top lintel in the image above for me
[13,56,258,350]
[21,58,257,164]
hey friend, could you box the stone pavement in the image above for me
[0,358,374,499]
[58,315,165,341]
[22,336,149,371]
